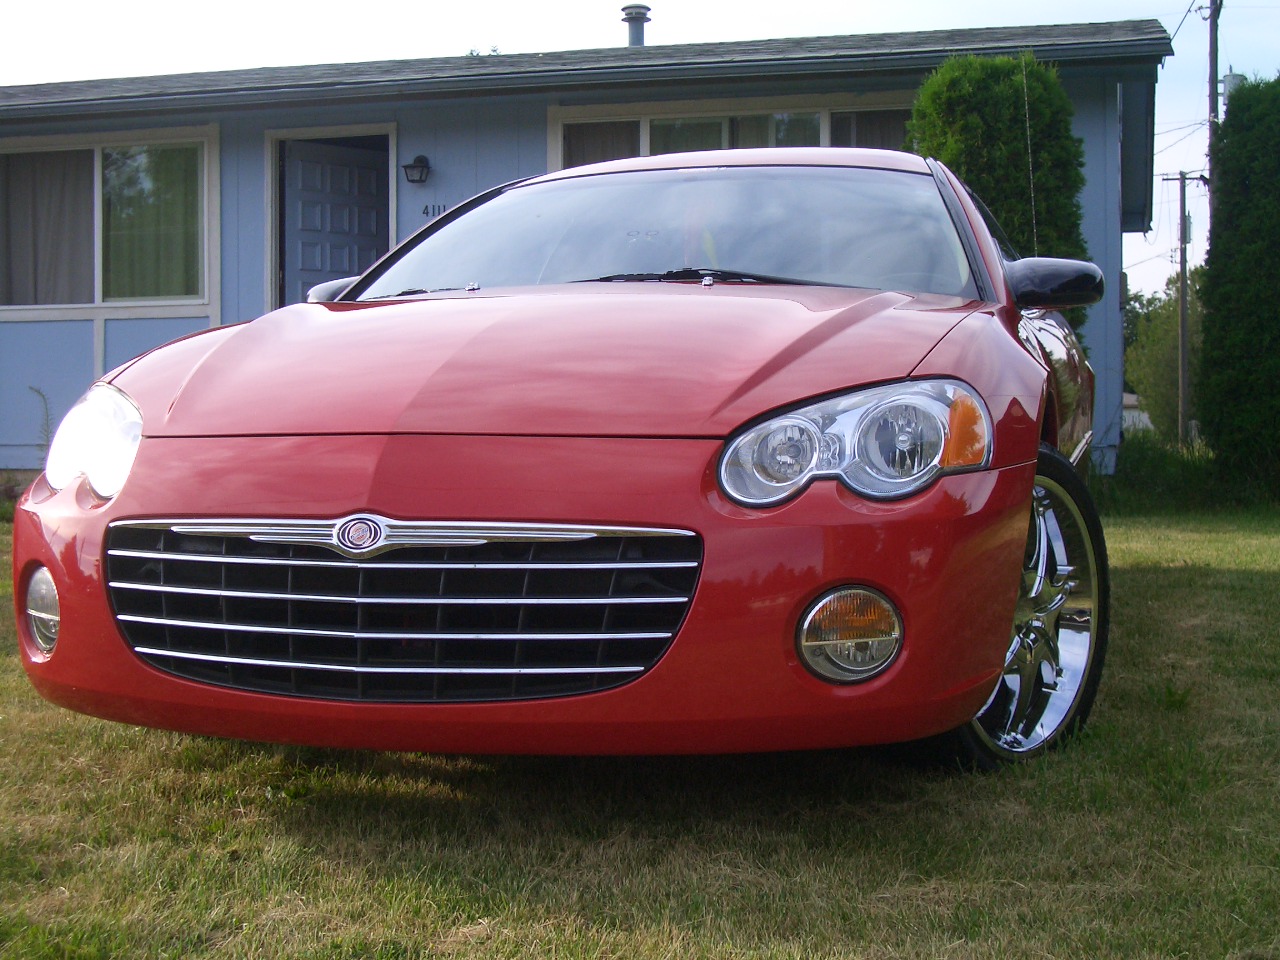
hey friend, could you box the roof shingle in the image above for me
[0,20,1172,120]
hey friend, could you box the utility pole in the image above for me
[1209,0,1224,129]
[1162,172,1192,444]
[1177,173,1190,444]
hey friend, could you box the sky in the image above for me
[4,1,1278,295]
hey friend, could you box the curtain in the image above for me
[729,115,770,148]
[830,111,911,150]
[103,145,202,300]
[563,122,641,168]
[0,151,95,305]
[853,111,911,150]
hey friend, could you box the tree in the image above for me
[907,53,1089,324]
[1124,268,1203,440]
[1199,75,1280,488]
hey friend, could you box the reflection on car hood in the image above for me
[119,284,977,438]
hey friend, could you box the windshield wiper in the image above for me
[580,267,823,286]
[362,286,467,301]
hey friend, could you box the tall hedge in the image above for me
[907,53,1088,268]
[1199,76,1280,488]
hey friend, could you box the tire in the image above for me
[953,445,1110,769]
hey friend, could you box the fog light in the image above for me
[798,587,901,682]
[25,567,61,654]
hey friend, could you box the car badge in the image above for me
[335,516,385,553]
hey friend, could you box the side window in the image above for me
[967,187,1021,261]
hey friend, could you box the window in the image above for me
[1,140,205,307]
[563,121,640,168]
[830,110,911,150]
[650,113,822,155]
[561,109,909,169]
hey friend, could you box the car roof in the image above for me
[529,147,933,185]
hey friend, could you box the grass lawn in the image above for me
[2,509,1279,959]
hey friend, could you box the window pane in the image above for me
[0,151,94,306]
[729,115,770,148]
[563,121,641,168]
[832,110,911,150]
[831,112,855,148]
[855,110,910,150]
[773,113,820,147]
[103,144,203,300]
[650,119,723,155]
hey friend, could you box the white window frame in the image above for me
[548,92,914,171]
[0,125,220,322]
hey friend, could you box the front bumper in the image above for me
[13,433,1034,754]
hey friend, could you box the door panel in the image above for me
[282,140,389,306]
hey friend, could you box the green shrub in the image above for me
[907,53,1088,277]
[1091,431,1276,515]
[1200,75,1280,490]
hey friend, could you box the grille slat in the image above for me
[130,646,645,676]
[107,518,701,703]
[108,582,689,606]
[117,614,672,642]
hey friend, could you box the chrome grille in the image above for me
[106,518,701,703]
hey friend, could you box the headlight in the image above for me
[45,383,143,499]
[719,379,991,505]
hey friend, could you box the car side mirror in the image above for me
[305,276,359,303]
[1004,258,1104,310]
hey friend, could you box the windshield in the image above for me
[356,166,977,300]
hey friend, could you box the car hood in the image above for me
[118,284,977,438]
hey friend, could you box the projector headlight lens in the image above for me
[719,379,991,505]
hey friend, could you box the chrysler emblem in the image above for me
[335,516,385,553]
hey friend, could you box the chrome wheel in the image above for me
[963,447,1109,764]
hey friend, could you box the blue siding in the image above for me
[1067,75,1124,472]
[0,320,94,470]
[394,98,548,242]
[219,117,269,326]
[104,318,211,373]
[0,318,208,470]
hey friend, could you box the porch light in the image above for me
[402,155,431,184]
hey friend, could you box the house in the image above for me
[0,16,1172,470]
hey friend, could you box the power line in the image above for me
[1124,250,1179,271]
[1155,120,1213,135]
[1155,124,1211,155]
[1169,0,1200,40]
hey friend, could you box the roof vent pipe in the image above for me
[622,4,651,46]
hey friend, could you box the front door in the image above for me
[280,137,390,306]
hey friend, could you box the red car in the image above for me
[12,148,1108,767]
